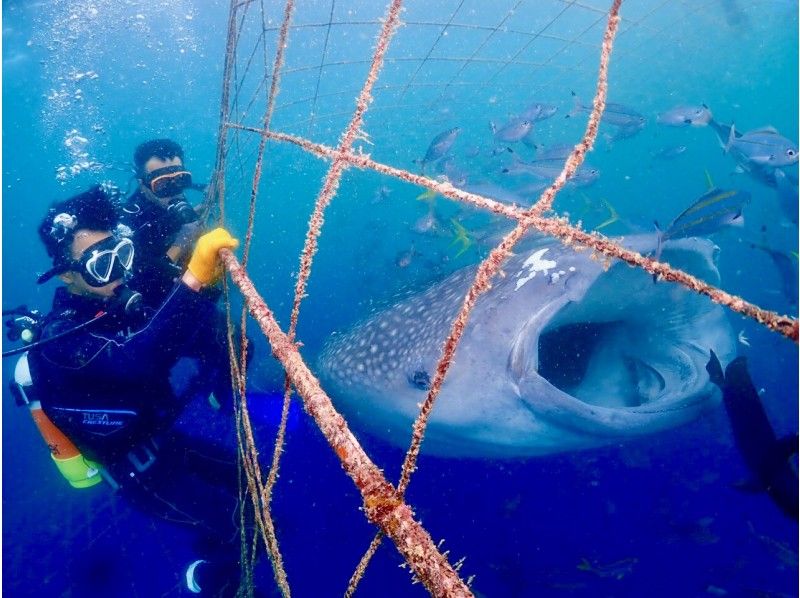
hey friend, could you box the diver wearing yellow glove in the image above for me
[27,186,247,596]
[182,227,239,291]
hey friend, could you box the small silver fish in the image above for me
[725,125,799,167]
[415,127,461,173]
[568,91,646,129]
[395,244,420,268]
[534,143,574,161]
[491,117,533,142]
[656,187,751,260]
[502,158,600,187]
[519,102,558,122]
[604,120,645,146]
[461,181,525,205]
[657,105,713,127]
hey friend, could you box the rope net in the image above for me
[203,0,797,595]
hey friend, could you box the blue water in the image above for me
[3,0,798,596]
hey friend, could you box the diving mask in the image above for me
[143,165,193,198]
[72,235,135,287]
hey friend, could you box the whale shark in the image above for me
[318,235,736,458]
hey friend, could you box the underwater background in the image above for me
[2,0,798,596]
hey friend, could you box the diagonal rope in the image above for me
[222,125,798,343]
[350,0,623,591]
[221,249,474,597]
[209,0,796,595]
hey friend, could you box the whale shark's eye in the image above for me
[408,370,431,391]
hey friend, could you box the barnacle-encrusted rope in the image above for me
[210,0,797,594]
[213,0,297,593]
[221,249,474,598]
[222,280,290,596]
[234,0,296,516]
[398,0,622,497]
[223,125,798,343]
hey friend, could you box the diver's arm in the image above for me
[169,221,203,264]
[36,283,215,374]
[36,228,238,375]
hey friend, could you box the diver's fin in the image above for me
[706,349,725,388]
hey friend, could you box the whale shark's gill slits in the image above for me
[537,321,621,395]
[622,356,666,405]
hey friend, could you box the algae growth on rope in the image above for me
[3,0,797,596]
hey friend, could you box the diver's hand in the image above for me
[183,228,239,289]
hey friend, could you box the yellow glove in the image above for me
[187,228,239,285]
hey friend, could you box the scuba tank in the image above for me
[10,353,103,489]
[11,353,104,488]
[5,305,104,489]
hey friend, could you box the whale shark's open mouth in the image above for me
[531,261,717,413]
[537,320,668,408]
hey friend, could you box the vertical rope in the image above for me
[235,0,297,518]
[221,249,473,597]
[285,0,404,348]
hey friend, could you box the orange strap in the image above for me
[30,407,81,459]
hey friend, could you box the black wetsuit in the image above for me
[27,284,243,591]
[28,284,222,464]
[121,189,202,308]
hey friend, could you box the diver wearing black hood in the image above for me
[122,138,205,308]
[29,184,232,463]
[24,186,246,594]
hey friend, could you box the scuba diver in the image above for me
[122,138,207,308]
[707,350,799,520]
[10,185,247,595]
